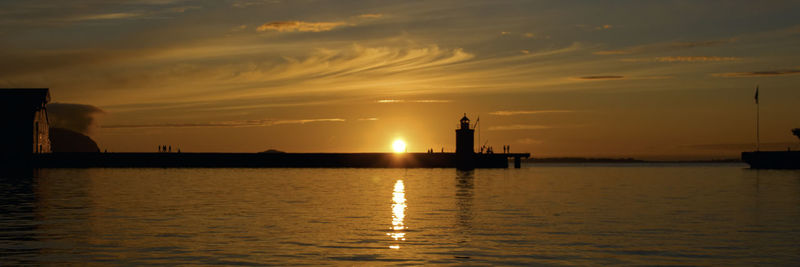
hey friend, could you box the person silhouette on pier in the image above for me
[168,145,172,153]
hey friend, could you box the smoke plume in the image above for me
[46,103,105,135]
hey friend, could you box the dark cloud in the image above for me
[0,0,196,26]
[579,75,624,80]
[594,38,736,55]
[0,49,148,78]
[713,69,800,77]
[102,118,345,128]
[46,103,105,135]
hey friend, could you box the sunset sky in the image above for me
[2,0,800,159]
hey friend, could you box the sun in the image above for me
[392,139,407,153]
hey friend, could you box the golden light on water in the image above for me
[392,139,407,153]
[387,179,406,249]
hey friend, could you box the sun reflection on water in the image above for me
[387,180,406,249]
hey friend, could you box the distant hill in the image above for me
[524,157,741,163]
[526,157,644,163]
[260,149,286,154]
[49,127,100,153]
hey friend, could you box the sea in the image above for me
[1,163,799,265]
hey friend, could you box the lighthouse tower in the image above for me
[455,114,474,155]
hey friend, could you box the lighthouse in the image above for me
[455,114,474,155]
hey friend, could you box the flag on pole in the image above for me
[754,85,759,104]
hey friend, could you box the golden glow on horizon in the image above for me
[387,179,406,249]
[392,139,407,153]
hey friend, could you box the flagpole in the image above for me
[757,99,760,151]
[756,85,760,151]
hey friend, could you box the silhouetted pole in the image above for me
[475,115,480,153]
[755,85,760,151]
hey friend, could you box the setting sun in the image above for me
[392,139,407,153]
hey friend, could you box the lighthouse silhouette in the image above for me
[455,114,475,169]
[455,114,474,154]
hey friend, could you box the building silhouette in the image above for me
[0,88,51,163]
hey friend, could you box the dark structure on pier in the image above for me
[0,89,51,164]
[742,128,800,169]
[31,114,530,169]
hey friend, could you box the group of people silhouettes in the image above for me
[158,145,179,153]
[479,145,510,154]
[428,146,511,154]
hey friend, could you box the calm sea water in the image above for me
[1,164,799,265]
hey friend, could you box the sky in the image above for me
[2,0,800,159]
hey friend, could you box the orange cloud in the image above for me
[69,12,142,21]
[256,13,383,33]
[655,56,739,62]
[489,110,573,116]
[377,99,452,103]
[358,13,383,19]
[488,124,552,131]
[621,56,740,62]
[256,21,348,32]
[516,138,542,144]
[578,75,624,80]
[596,24,613,30]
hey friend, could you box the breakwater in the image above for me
[30,152,530,169]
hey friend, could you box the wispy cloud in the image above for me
[357,117,378,121]
[69,12,142,21]
[622,56,740,63]
[256,13,383,33]
[232,0,281,8]
[594,38,736,55]
[500,31,547,39]
[377,99,452,103]
[596,24,613,30]
[713,69,800,77]
[358,13,383,19]
[102,118,345,129]
[488,124,552,131]
[516,138,542,144]
[256,21,347,32]
[489,110,573,116]
[578,75,624,80]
